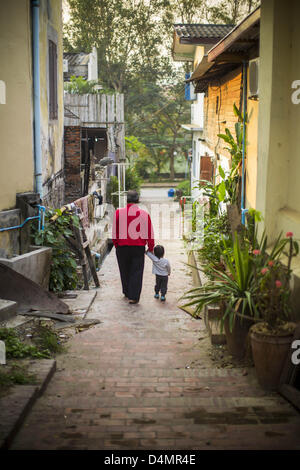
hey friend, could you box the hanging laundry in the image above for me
[74,196,89,228]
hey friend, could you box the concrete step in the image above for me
[0,299,18,322]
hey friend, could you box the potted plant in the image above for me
[250,232,299,390]
[182,233,260,359]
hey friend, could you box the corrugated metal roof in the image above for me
[174,24,234,40]
[63,52,90,66]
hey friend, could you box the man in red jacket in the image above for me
[112,190,154,304]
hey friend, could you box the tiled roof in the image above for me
[174,24,235,40]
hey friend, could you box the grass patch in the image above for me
[0,325,66,360]
[0,363,37,396]
[32,325,66,355]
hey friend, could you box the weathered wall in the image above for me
[0,246,52,289]
[39,0,64,208]
[0,0,34,211]
[64,92,125,162]
[64,126,82,203]
[204,67,243,161]
[256,0,293,240]
[256,0,300,317]
[0,210,21,258]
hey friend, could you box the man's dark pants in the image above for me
[155,275,168,296]
[116,245,145,301]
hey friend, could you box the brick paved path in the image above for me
[11,190,300,450]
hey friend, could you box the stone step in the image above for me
[0,299,18,322]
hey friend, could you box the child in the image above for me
[146,245,171,301]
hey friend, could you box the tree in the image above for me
[65,0,172,94]
[205,0,260,24]
[127,78,190,180]
[64,75,102,94]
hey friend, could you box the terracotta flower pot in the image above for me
[250,325,295,391]
[224,314,254,359]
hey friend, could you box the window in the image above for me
[49,40,58,119]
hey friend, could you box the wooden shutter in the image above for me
[49,40,58,119]
[200,156,213,182]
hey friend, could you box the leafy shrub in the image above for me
[0,328,51,359]
[198,213,231,277]
[0,363,37,393]
[33,325,65,355]
[134,157,152,179]
[125,167,141,194]
[106,167,142,209]
[176,179,191,197]
[106,175,119,209]
[32,209,79,292]
[64,75,113,95]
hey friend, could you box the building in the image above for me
[173,2,300,314]
[0,0,65,257]
[63,92,125,203]
[172,23,234,200]
[63,47,98,82]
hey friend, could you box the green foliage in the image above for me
[183,233,260,331]
[33,325,66,355]
[0,328,51,359]
[32,209,79,292]
[217,103,246,167]
[0,363,37,392]
[106,175,119,209]
[197,180,220,218]
[65,0,174,93]
[64,75,104,94]
[184,225,298,332]
[128,79,190,179]
[254,234,299,329]
[198,213,230,276]
[125,167,142,194]
[205,0,260,24]
[65,2,192,179]
[176,180,191,197]
[134,157,153,179]
[106,167,142,209]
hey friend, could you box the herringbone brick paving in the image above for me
[10,191,300,450]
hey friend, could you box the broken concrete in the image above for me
[61,290,97,316]
[0,262,69,313]
[0,245,52,290]
[21,311,75,322]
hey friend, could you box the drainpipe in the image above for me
[32,0,43,199]
[241,61,248,225]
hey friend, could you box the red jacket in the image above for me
[112,203,154,251]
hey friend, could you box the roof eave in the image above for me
[207,6,261,63]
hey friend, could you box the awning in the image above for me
[188,6,260,92]
[186,55,214,82]
[207,6,260,63]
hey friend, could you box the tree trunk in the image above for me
[170,152,175,180]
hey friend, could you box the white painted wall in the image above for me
[191,92,204,127]
[88,46,98,82]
